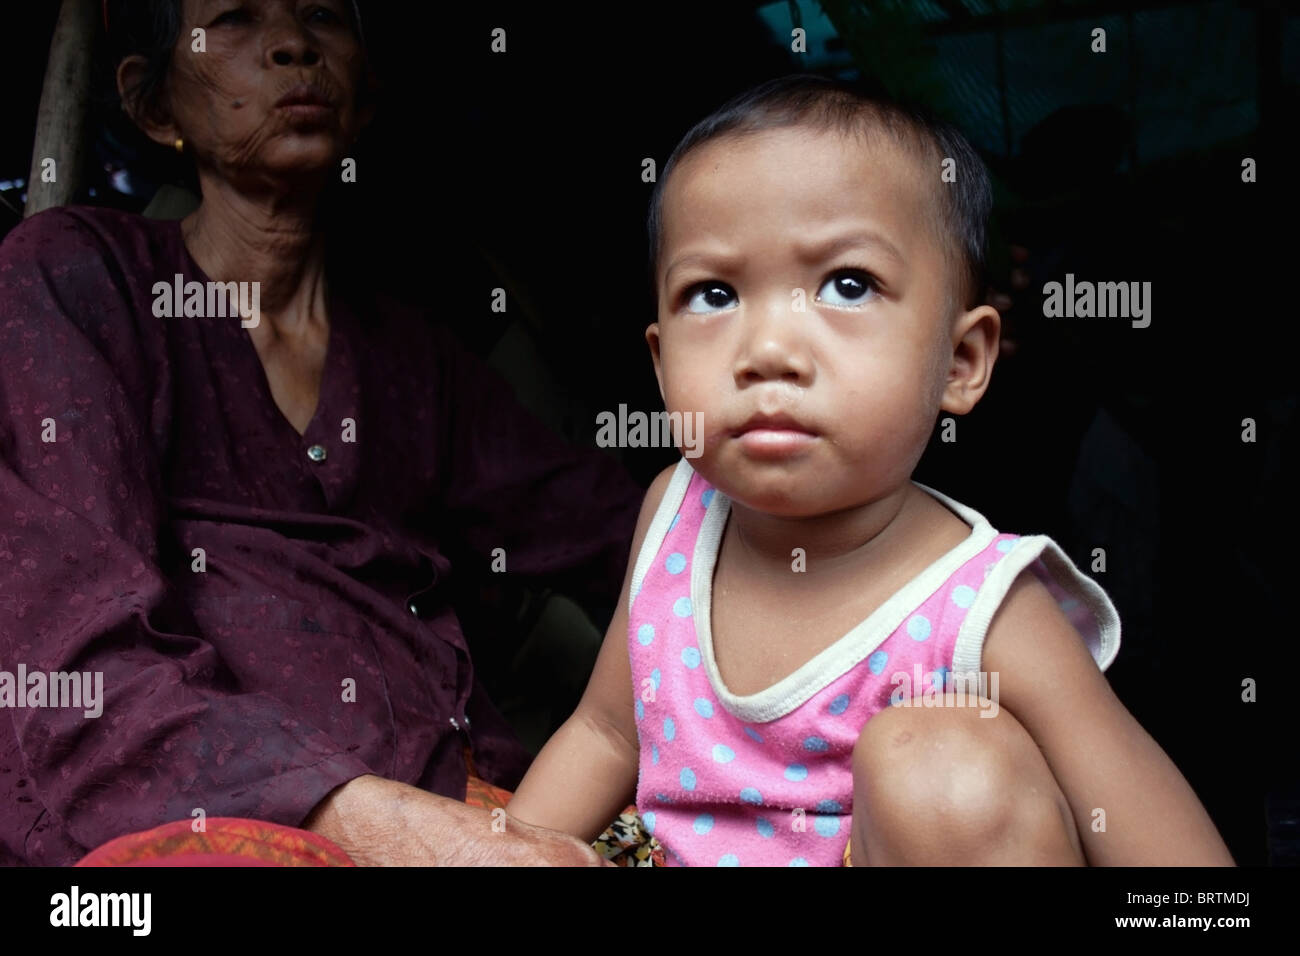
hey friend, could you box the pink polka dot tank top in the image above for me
[626,460,1121,867]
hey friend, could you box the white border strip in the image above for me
[627,458,695,615]
[695,482,999,723]
[951,535,1121,676]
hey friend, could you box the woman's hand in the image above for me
[303,774,612,866]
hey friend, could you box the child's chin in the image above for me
[725,480,827,518]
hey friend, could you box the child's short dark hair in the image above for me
[647,74,993,313]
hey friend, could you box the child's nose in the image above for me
[731,297,814,386]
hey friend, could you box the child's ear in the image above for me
[645,322,666,403]
[939,303,1000,416]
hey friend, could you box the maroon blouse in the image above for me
[0,206,642,865]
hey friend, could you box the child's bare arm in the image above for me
[506,465,676,843]
[982,572,1235,865]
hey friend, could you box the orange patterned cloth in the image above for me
[75,817,355,867]
[76,745,702,867]
[463,773,514,812]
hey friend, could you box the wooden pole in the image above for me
[25,0,99,217]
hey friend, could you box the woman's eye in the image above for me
[305,5,342,24]
[816,270,877,307]
[212,8,252,26]
[684,282,737,314]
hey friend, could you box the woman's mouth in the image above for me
[274,85,336,123]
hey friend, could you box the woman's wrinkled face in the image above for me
[156,0,370,184]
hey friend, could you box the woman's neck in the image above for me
[180,177,329,336]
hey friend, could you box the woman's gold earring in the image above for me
[174,137,184,153]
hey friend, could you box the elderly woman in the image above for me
[0,0,640,865]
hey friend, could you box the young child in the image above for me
[506,75,1233,867]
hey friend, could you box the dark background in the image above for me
[2,0,1296,866]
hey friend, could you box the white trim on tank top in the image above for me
[629,459,1003,724]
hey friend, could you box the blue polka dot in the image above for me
[789,858,810,867]
[996,538,1017,552]
[814,815,841,837]
[756,818,775,838]
[931,666,950,691]
[655,793,673,803]
[650,668,661,690]
[668,514,681,531]
[665,552,687,575]
[803,736,829,753]
[651,744,660,765]
[701,489,715,508]
[815,799,843,813]
[643,811,656,833]
[739,787,763,805]
[663,717,675,741]
[743,726,764,743]
[951,584,976,608]
[694,698,714,718]
[673,596,693,617]
[680,767,697,790]
[681,646,701,669]
[637,623,655,645]
[907,614,932,641]
[635,700,644,721]
[693,814,714,835]
[1060,598,1080,612]
[829,693,850,715]
[784,764,808,782]
[867,650,889,675]
[718,853,739,866]
[712,744,736,763]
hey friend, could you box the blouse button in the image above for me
[408,600,420,617]
[307,444,327,462]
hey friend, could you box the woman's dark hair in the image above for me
[106,0,184,127]
[91,0,189,195]
[646,74,993,313]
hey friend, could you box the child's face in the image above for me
[648,126,997,517]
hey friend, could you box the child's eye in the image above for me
[816,270,878,308]
[684,282,737,314]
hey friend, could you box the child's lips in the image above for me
[732,414,819,457]
[735,428,819,457]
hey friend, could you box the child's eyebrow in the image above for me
[793,230,906,267]
[664,230,906,285]
[663,249,742,285]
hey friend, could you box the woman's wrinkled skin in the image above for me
[119,0,375,435]
[116,0,610,866]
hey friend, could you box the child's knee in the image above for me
[850,702,1033,861]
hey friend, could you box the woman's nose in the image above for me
[265,23,321,68]
[732,297,814,387]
